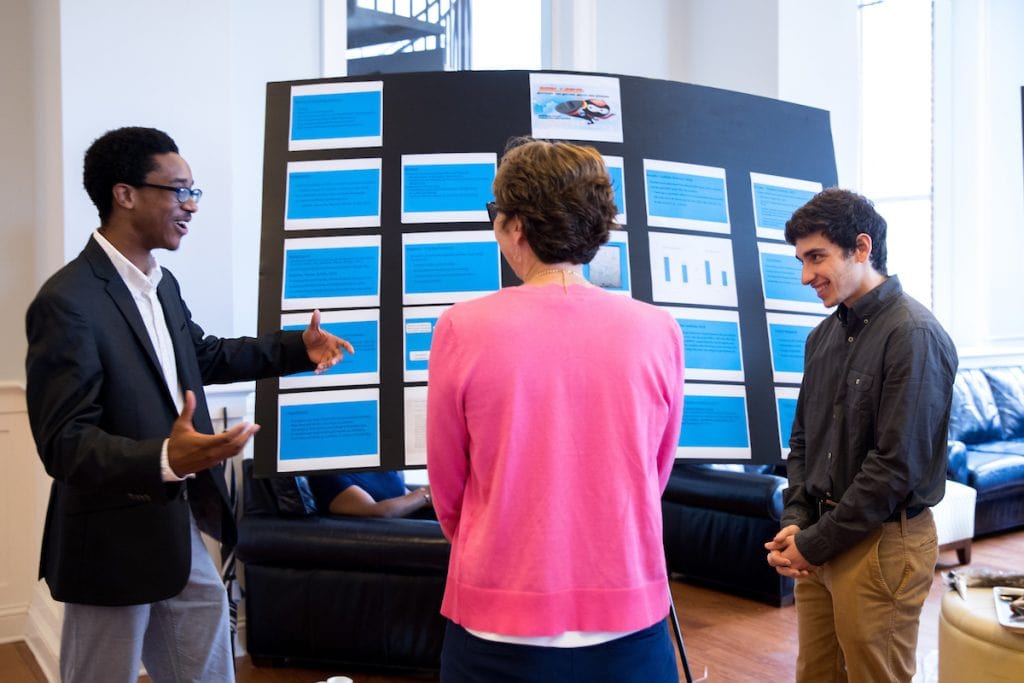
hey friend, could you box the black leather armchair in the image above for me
[236,461,450,673]
[662,463,794,606]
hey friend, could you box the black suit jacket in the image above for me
[25,237,312,606]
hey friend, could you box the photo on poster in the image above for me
[280,309,381,389]
[750,172,821,240]
[661,307,744,382]
[757,242,829,314]
[401,153,496,224]
[775,386,800,459]
[765,312,826,384]
[402,231,501,305]
[603,155,627,224]
[289,80,384,151]
[678,384,751,460]
[529,72,624,143]
[644,160,730,234]
[403,305,451,382]
[404,385,428,467]
[649,232,737,307]
[282,235,381,311]
[583,230,630,294]
[277,388,380,472]
[284,158,382,230]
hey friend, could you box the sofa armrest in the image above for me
[947,440,969,484]
[663,464,786,521]
[237,515,450,574]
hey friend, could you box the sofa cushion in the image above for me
[981,366,1024,440]
[962,447,1024,495]
[947,369,1002,444]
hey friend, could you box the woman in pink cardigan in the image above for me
[427,137,685,682]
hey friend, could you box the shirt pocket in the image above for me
[844,369,877,449]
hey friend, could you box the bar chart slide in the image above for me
[649,232,738,307]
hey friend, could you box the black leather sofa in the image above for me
[662,463,794,606]
[946,365,1024,536]
[236,461,450,673]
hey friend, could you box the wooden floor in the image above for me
[3,529,1021,683]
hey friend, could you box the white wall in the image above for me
[579,0,861,189]
[934,0,1024,356]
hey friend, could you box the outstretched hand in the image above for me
[167,390,260,477]
[302,309,355,374]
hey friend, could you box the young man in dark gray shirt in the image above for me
[765,188,957,682]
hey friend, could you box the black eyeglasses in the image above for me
[486,201,503,225]
[138,183,203,204]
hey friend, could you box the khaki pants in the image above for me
[795,509,937,683]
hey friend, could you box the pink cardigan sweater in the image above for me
[427,283,684,636]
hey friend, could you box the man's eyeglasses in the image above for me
[139,183,203,204]
[486,201,503,225]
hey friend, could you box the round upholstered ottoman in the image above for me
[939,587,1024,681]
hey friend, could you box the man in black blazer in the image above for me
[25,127,353,682]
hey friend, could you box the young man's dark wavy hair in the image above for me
[784,187,888,275]
[83,127,179,223]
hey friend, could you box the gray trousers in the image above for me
[60,515,234,683]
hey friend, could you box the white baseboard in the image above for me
[0,603,29,644]
[24,582,60,683]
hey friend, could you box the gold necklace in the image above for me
[525,268,588,292]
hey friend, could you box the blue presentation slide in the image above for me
[760,251,820,305]
[753,183,816,231]
[287,167,380,221]
[403,162,495,214]
[768,322,813,374]
[405,316,436,374]
[607,164,626,218]
[777,396,798,451]
[284,319,378,377]
[647,170,728,223]
[291,90,382,142]
[678,318,742,372]
[279,399,379,460]
[680,394,750,448]
[404,241,500,295]
[284,245,379,300]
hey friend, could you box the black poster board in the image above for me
[253,70,837,477]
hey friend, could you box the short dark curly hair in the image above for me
[784,187,888,275]
[493,136,617,265]
[83,127,179,223]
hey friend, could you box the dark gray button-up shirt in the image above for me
[782,276,958,565]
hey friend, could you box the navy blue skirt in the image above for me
[440,618,678,682]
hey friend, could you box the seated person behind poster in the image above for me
[308,471,432,518]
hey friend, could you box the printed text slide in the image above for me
[280,309,381,388]
[277,389,380,472]
[282,235,381,310]
[289,81,384,151]
[644,160,730,234]
[758,242,828,314]
[285,158,382,230]
[662,307,744,382]
[678,384,752,460]
[401,153,496,223]
[750,172,821,240]
[402,231,500,305]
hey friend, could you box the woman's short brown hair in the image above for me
[493,137,617,264]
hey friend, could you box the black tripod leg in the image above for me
[668,600,694,683]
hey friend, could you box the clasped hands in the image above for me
[168,310,354,477]
[765,524,816,578]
